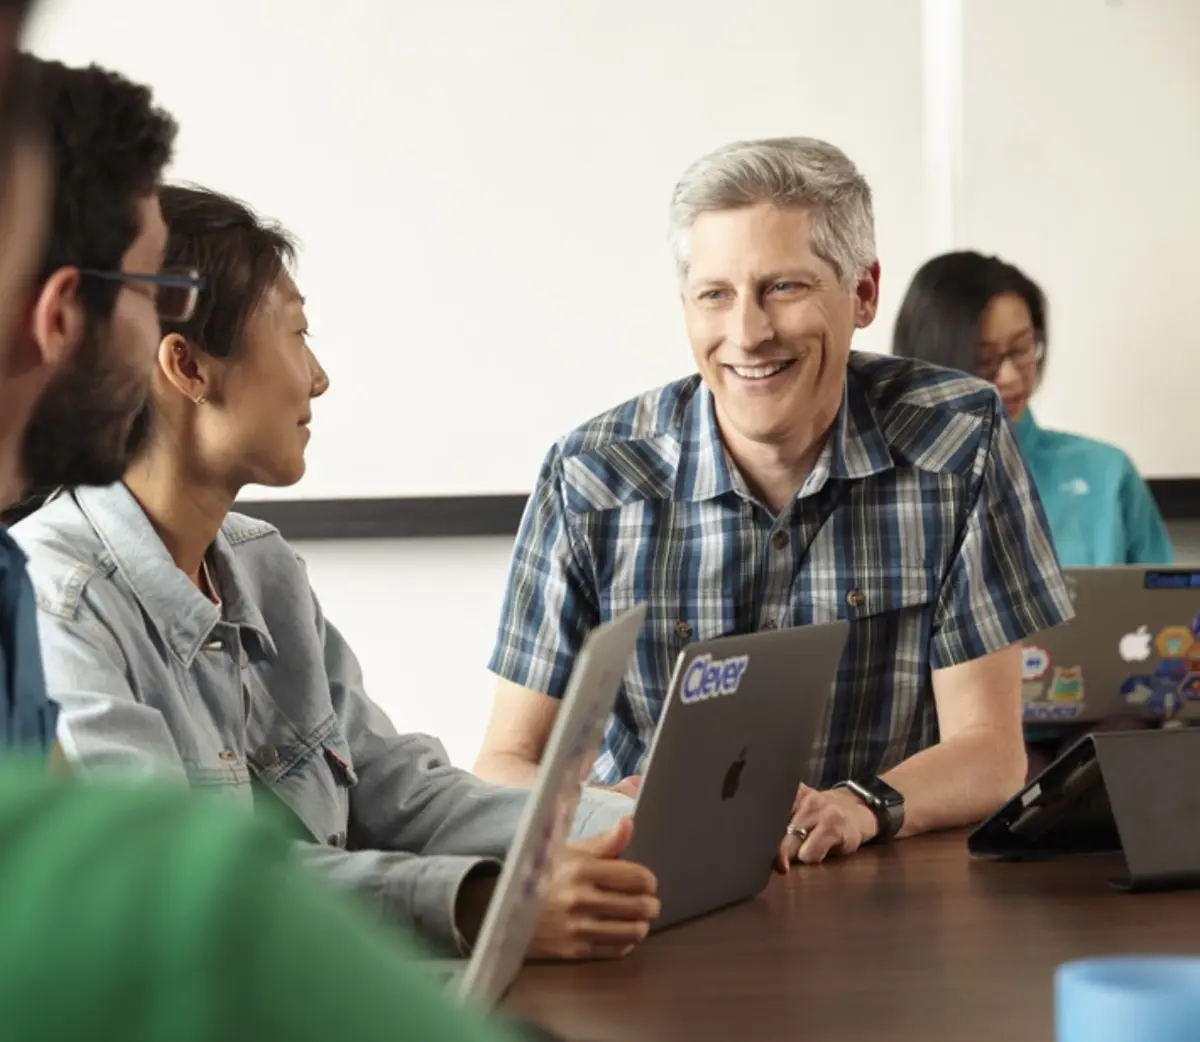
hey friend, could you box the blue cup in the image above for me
[1056,956,1200,1042]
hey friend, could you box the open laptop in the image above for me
[969,728,1200,893]
[1019,566,1200,726]
[968,731,1121,861]
[428,604,647,1011]
[623,620,850,931]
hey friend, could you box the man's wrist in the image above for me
[833,777,905,843]
[828,786,880,842]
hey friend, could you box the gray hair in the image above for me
[668,136,876,288]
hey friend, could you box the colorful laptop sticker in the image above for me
[1022,645,1050,682]
[1155,625,1193,660]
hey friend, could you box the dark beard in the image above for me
[19,322,152,494]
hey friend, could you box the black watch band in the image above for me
[834,777,904,842]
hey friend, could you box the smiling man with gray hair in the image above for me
[476,136,1074,866]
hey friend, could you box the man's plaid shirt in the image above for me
[489,352,1073,786]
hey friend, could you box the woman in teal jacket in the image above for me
[893,251,1173,775]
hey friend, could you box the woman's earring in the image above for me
[194,394,207,405]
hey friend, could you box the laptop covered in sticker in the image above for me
[1018,567,1200,727]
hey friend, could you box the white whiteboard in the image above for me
[25,0,930,498]
[960,0,1200,478]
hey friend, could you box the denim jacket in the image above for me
[12,482,631,955]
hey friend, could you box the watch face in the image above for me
[855,777,902,807]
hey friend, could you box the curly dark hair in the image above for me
[0,54,177,525]
[17,51,177,317]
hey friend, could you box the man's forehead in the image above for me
[686,204,826,277]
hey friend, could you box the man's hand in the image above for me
[528,815,659,960]
[592,775,642,799]
[774,784,878,871]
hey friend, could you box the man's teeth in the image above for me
[731,362,790,380]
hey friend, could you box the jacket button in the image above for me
[256,744,279,767]
[327,832,347,848]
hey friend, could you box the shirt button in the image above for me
[218,749,237,762]
[846,588,865,609]
[771,531,789,551]
[327,832,347,848]
[762,617,778,631]
[675,620,693,639]
[256,744,279,767]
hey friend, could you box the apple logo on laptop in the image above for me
[1119,625,1152,663]
[721,748,747,801]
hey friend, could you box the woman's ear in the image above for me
[157,333,213,405]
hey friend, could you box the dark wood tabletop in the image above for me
[503,830,1200,1041]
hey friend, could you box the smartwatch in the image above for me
[834,777,904,842]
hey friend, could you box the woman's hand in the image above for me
[528,815,659,960]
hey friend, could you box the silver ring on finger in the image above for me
[786,825,810,841]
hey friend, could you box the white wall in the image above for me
[297,537,514,767]
[959,0,1200,477]
[26,0,931,499]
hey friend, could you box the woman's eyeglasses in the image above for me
[79,266,206,323]
[975,339,1044,382]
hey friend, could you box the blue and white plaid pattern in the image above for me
[489,352,1073,787]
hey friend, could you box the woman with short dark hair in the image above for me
[894,250,1171,567]
[13,184,657,962]
[894,251,1173,777]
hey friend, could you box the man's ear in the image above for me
[28,266,86,370]
[854,261,881,329]
[157,333,214,405]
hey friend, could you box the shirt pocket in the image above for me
[609,591,732,724]
[807,563,942,775]
[807,564,941,626]
[251,721,360,847]
[320,727,360,788]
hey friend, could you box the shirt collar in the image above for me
[675,364,895,505]
[73,482,277,664]
[1012,407,1040,449]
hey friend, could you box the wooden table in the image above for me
[504,830,1200,1041]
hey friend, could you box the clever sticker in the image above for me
[681,653,749,704]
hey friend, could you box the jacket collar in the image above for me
[73,482,277,665]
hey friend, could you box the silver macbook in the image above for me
[430,604,647,1008]
[1019,567,1200,727]
[623,619,850,931]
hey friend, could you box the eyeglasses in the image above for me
[975,339,1044,382]
[79,266,206,322]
